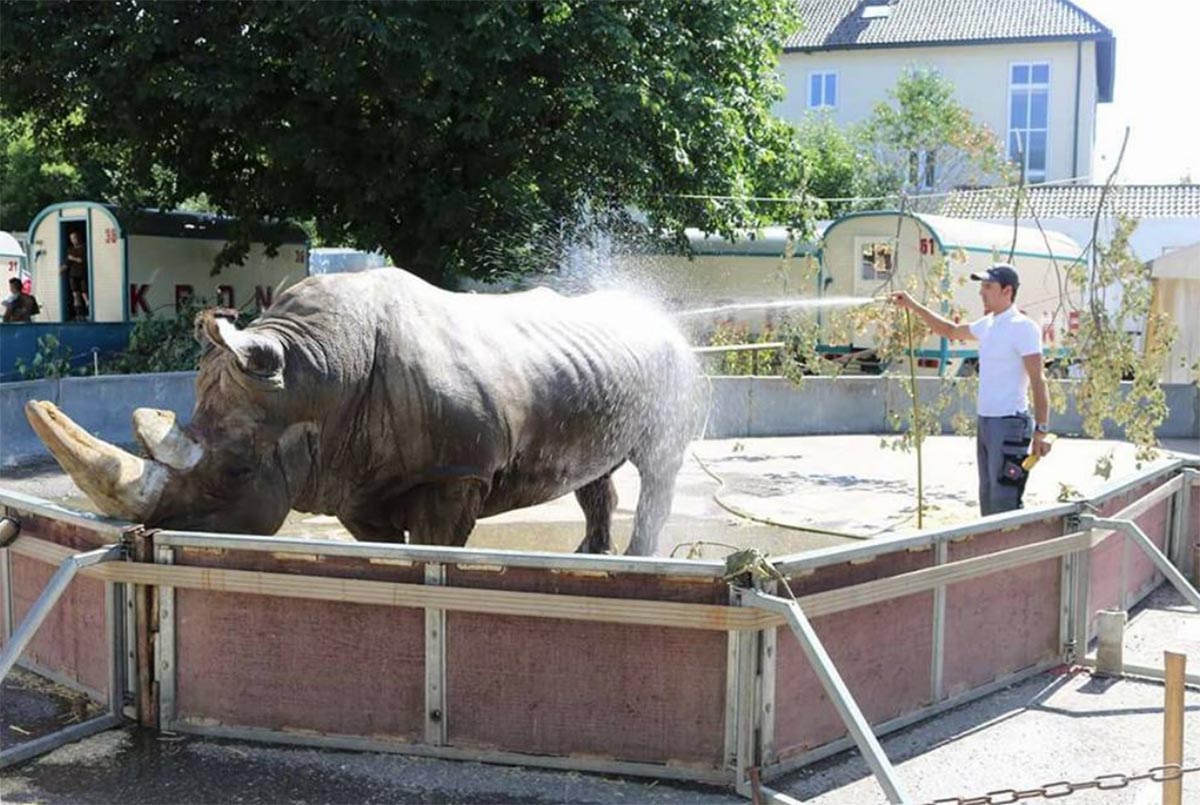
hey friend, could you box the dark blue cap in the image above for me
[970,263,1020,288]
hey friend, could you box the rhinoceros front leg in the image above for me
[398,480,488,547]
[574,474,617,554]
[340,479,486,546]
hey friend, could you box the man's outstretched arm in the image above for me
[890,292,975,341]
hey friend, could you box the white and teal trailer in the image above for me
[1,202,308,380]
[816,211,1086,375]
[24,201,309,323]
[1,231,29,291]
[612,226,825,337]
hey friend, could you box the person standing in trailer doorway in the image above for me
[60,229,89,320]
[890,264,1053,515]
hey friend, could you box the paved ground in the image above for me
[2,585,1197,805]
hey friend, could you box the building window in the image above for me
[909,150,937,191]
[1008,63,1049,183]
[808,71,838,109]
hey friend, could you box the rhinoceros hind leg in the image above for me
[626,458,682,557]
[574,474,618,554]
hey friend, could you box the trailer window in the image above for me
[860,242,894,281]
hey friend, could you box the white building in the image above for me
[778,0,1116,185]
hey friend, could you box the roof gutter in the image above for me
[783,32,1112,54]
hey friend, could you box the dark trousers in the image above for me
[976,414,1033,516]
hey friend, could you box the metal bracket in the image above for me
[742,588,914,804]
[1082,516,1200,612]
[0,542,127,768]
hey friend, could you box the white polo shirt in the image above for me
[968,307,1042,417]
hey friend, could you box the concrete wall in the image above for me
[1,372,196,466]
[2,372,1195,467]
[706,376,1199,441]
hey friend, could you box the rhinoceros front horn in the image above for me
[24,400,170,523]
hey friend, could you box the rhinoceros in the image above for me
[25,269,703,555]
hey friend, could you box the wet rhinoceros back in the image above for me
[262,269,701,515]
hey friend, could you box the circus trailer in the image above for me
[610,226,824,339]
[815,211,1086,376]
[1,230,29,291]
[1145,241,1200,384]
[24,202,309,324]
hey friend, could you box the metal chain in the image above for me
[924,763,1200,805]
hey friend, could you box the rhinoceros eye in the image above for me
[223,462,255,483]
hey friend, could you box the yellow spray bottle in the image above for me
[1022,433,1058,472]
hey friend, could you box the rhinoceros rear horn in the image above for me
[196,308,284,383]
[133,408,204,471]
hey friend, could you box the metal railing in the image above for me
[0,455,1196,797]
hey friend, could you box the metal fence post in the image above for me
[154,545,176,728]
[930,541,947,702]
[424,563,447,746]
[1,547,12,642]
[1059,513,1077,663]
[1176,469,1197,580]
[759,580,778,768]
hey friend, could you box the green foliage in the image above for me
[705,322,780,376]
[1062,217,1175,461]
[855,66,1009,207]
[2,1,811,285]
[100,299,248,375]
[793,115,882,219]
[0,114,85,232]
[14,335,82,379]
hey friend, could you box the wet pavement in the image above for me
[1,434,1194,560]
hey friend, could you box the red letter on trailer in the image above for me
[129,284,151,316]
[217,284,235,308]
[255,285,273,312]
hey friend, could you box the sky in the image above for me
[1073,0,1200,183]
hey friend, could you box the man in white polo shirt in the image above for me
[891,264,1053,515]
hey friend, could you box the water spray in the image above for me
[674,296,879,319]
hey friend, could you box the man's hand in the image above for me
[890,291,916,310]
[1031,431,1053,458]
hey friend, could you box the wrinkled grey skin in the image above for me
[28,269,703,555]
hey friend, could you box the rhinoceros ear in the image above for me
[195,308,284,384]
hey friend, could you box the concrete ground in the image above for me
[1,434,1195,559]
[2,585,1197,805]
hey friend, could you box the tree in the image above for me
[857,66,1008,209]
[1,1,810,285]
[1,114,92,232]
[793,114,886,219]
